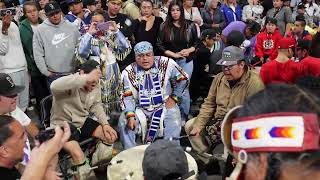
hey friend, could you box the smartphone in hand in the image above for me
[35,128,56,144]
[36,126,65,144]
[96,22,111,31]
[0,8,16,17]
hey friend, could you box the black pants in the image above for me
[69,118,100,142]
[31,75,49,111]
[189,64,212,102]
[222,154,235,179]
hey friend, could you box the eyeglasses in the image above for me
[222,64,238,70]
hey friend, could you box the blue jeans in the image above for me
[118,105,181,149]
[176,59,193,121]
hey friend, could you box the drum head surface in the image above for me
[108,145,147,180]
[107,145,198,180]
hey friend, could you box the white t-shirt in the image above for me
[30,24,39,32]
[6,106,31,165]
[8,106,31,126]
[230,5,237,21]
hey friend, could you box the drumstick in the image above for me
[176,170,196,180]
[169,134,196,140]
[88,160,123,170]
[64,160,124,177]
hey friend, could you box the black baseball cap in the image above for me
[142,140,189,180]
[83,0,97,6]
[67,0,82,5]
[44,1,62,16]
[298,2,306,9]
[80,60,100,74]
[0,73,24,97]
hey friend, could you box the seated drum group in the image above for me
[48,41,192,179]
[47,36,265,178]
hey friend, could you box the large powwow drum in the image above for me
[107,145,198,180]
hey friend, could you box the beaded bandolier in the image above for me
[122,57,187,143]
[137,64,164,143]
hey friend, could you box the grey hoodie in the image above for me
[33,19,80,76]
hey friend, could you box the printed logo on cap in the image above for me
[223,51,232,58]
[6,76,14,88]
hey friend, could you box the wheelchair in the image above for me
[39,95,96,179]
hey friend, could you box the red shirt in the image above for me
[299,56,320,77]
[255,29,283,60]
[260,59,301,85]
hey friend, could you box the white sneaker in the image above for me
[91,142,113,166]
[74,159,96,180]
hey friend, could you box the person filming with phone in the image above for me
[0,116,70,180]
[0,6,29,113]
[78,12,131,115]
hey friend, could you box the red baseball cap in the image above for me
[278,37,296,49]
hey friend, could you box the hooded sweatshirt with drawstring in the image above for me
[33,18,80,76]
[255,28,283,61]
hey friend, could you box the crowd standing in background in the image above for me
[0,0,320,179]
